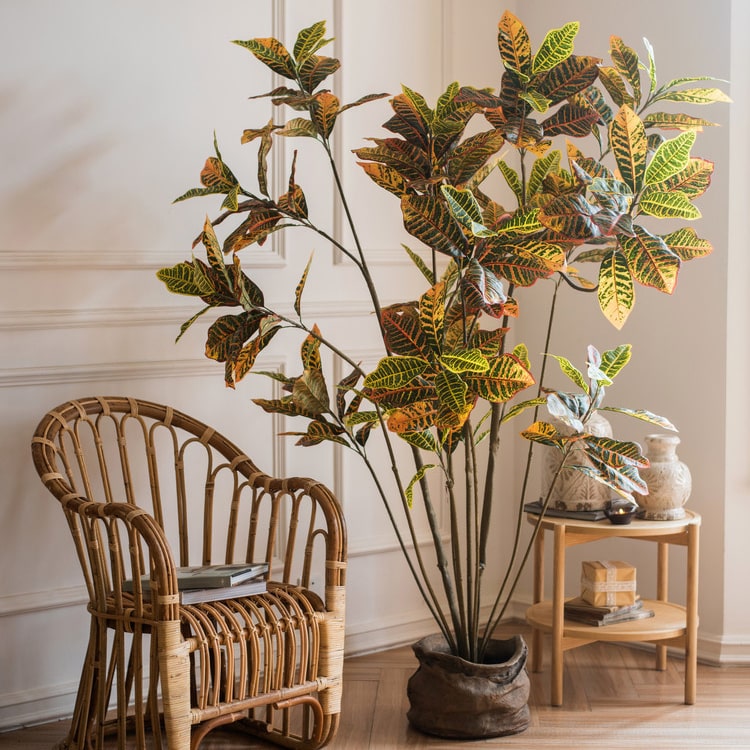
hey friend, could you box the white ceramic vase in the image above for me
[636,434,691,521]
[540,412,617,512]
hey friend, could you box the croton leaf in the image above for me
[535,55,601,105]
[357,162,409,197]
[383,92,430,151]
[435,369,468,415]
[527,150,562,199]
[440,348,489,374]
[638,187,701,220]
[599,344,632,379]
[355,138,431,182]
[620,225,680,292]
[461,260,507,313]
[310,91,339,138]
[232,320,280,383]
[387,401,438,434]
[299,55,341,94]
[610,105,647,193]
[497,10,533,79]
[599,405,676,431]
[233,37,297,79]
[644,112,719,131]
[205,311,263,364]
[658,158,713,199]
[441,186,484,231]
[300,325,323,371]
[365,382,436,409]
[585,435,649,469]
[404,463,438,507]
[521,420,567,449]
[198,155,239,195]
[401,195,469,258]
[598,66,635,109]
[464,353,534,403]
[609,37,642,107]
[652,87,732,106]
[293,20,328,66]
[157,262,208,298]
[660,227,712,260]
[294,253,314,317]
[644,131,696,185]
[532,21,579,75]
[381,303,429,357]
[598,250,634,329]
[495,207,544,235]
[223,208,283,253]
[498,161,524,204]
[364,356,430,390]
[484,239,565,287]
[419,282,446,353]
[446,129,506,185]
[538,194,601,241]
[253,395,318,419]
[541,104,600,138]
[293,369,330,415]
[277,118,320,139]
[547,353,588,393]
[289,419,349,447]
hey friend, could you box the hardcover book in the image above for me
[123,562,269,593]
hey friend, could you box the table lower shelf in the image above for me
[526,599,688,642]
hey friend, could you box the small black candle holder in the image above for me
[605,502,638,525]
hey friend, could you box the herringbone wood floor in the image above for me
[2,623,749,749]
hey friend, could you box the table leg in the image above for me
[656,541,669,671]
[551,524,566,706]
[530,528,545,673]
[685,521,699,704]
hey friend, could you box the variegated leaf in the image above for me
[528,150,561,198]
[501,396,547,424]
[277,118,320,139]
[419,282,446,353]
[300,325,323,371]
[610,105,647,193]
[639,187,701,220]
[357,161,408,197]
[446,129,506,184]
[293,20,328,66]
[293,370,330,415]
[401,85,434,129]
[384,92,430,150]
[381,304,429,357]
[290,420,349,448]
[496,207,543,235]
[402,245,435,284]
[338,92,390,115]
[294,253,314,317]
[498,161,524,204]
[660,227,712,260]
[599,406,676,431]
[538,194,601,240]
[387,401,438,434]
[653,87,732,105]
[464,353,534,403]
[364,356,430,390]
[541,104,600,138]
[310,91,339,138]
[598,66,635,108]
[435,369,468,414]
[547,354,588,392]
[520,89,552,113]
[658,158,713,199]
[644,112,718,131]
[600,344,632,378]
[365,382,436,409]
[585,436,649,468]
[234,37,296,79]
[157,263,205,297]
[404,463,438,507]
[253,395,318,419]
[401,195,468,258]
[299,55,341,94]
[498,10,533,78]
[521,420,566,449]
[610,37,641,107]
[402,431,439,454]
[532,22,579,75]
[223,209,283,253]
[441,185,484,229]
[620,225,680,292]
[534,55,601,105]
[440,349,489,374]
[598,250,634,329]
[644,131,696,185]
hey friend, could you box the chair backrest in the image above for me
[31,396,346,607]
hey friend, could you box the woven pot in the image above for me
[406,634,530,739]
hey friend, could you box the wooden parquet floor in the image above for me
[2,623,749,749]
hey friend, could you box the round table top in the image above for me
[525,508,700,538]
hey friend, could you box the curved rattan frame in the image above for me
[31,396,347,750]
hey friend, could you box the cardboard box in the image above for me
[580,560,636,607]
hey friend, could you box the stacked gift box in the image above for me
[564,560,655,626]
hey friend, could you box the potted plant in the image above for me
[157,10,728,740]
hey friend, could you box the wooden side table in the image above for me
[525,510,700,707]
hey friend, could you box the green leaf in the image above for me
[599,406,676,431]
[501,397,547,424]
[435,370,468,414]
[652,87,732,105]
[405,464,437,508]
[498,161,524,204]
[381,304,429,357]
[639,187,701,220]
[288,420,349,448]
[532,21,579,75]
[419,282,446,353]
[402,245,435,285]
[233,37,297,79]
[598,250,634,329]
[520,89,552,113]
[527,151,561,198]
[464,353,534,403]
[364,356,430,390]
[294,253,314,317]
[513,343,531,370]
[293,20,328,65]
[401,432,438,453]
[440,349,489,374]
[277,118,320,139]
[600,344,632,379]
[643,38,657,96]
[547,354,588,393]
[401,195,468,259]
[620,225,680,292]
[644,131,696,185]
[644,112,718,131]
[441,185,484,230]
[496,207,543,235]
[174,306,212,343]
[610,105,647,193]
[610,37,641,107]
[661,227,712,261]
[157,262,205,297]
[446,129,506,185]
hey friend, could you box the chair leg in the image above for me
[158,620,193,750]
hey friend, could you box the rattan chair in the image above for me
[31,396,347,750]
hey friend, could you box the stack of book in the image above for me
[123,562,269,604]
[563,596,655,627]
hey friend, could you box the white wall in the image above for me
[0,0,745,731]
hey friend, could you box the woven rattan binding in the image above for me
[31,396,347,750]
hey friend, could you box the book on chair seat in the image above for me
[123,562,269,593]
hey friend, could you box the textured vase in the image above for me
[540,412,617,511]
[406,634,530,739]
[636,434,692,520]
